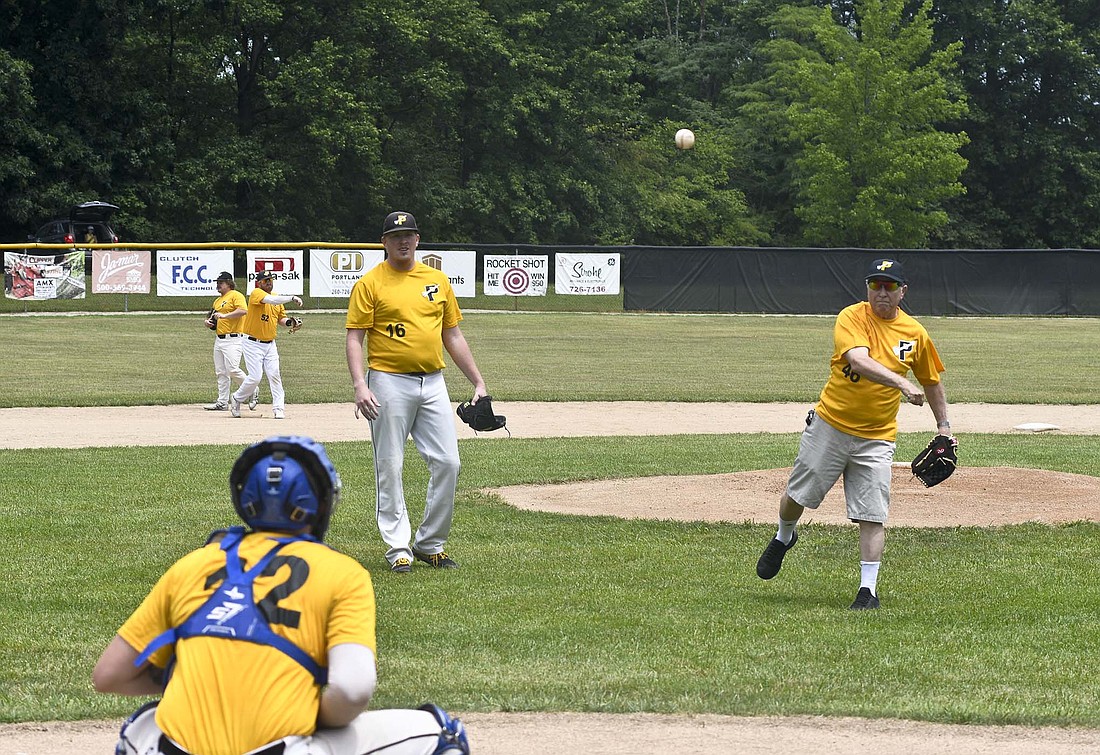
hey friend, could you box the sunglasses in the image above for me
[867,279,901,292]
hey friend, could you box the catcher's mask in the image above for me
[230,436,342,540]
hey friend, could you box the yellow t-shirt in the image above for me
[242,288,285,342]
[211,290,246,335]
[117,532,376,755]
[345,261,462,374]
[815,301,945,441]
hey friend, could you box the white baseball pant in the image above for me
[367,369,460,565]
[212,334,247,405]
[234,338,284,413]
[116,702,462,754]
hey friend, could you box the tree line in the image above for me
[1,0,1097,248]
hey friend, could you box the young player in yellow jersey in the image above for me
[230,271,303,420]
[203,271,256,412]
[92,436,470,755]
[345,211,490,574]
[755,259,953,610]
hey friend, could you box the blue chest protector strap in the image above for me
[134,527,327,685]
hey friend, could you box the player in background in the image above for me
[92,435,470,755]
[230,270,302,420]
[204,271,259,412]
[346,211,489,574]
[755,258,952,610]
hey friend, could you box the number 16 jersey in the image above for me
[345,261,461,374]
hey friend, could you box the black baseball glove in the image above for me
[285,316,303,332]
[205,309,218,330]
[911,434,958,487]
[456,395,507,433]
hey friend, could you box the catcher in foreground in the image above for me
[92,436,471,755]
[755,258,953,611]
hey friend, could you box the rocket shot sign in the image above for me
[483,255,548,296]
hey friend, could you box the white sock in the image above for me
[776,518,798,545]
[860,561,881,595]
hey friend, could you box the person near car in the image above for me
[83,226,96,245]
[230,271,302,420]
[345,210,490,574]
[204,271,259,412]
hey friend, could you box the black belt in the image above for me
[216,333,242,339]
[158,735,285,755]
[247,336,273,343]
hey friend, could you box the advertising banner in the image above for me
[91,249,151,294]
[483,255,548,296]
[4,250,86,299]
[308,249,385,298]
[157,250,234,296]
[554,252,621,295]
[246,250,305,294]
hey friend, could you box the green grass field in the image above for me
[2,311,1099,727]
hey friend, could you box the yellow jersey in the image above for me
[242,288,285,342]
[815,301,945,441]
[345,261,462,374]
[211,290,246,336]
[117,531,376,755]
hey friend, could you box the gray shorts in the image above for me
[785,411,895,523]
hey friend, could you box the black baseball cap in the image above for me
[382,211,419,236]
[215,271,234,282]
[866,258,907,284]
[256,270,275,281]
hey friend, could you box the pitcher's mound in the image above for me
[488,467,1099,527]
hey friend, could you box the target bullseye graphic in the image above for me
[502,267,529,294]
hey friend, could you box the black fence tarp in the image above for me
[421,244,1100,315]
[620,247,1100,315]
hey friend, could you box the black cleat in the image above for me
[756,532,798,580]
[414,550,459,569]
[849,587,881,610]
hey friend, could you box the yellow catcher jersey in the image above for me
[242,288,285,342]
[211,290,246,335]
[345,261,462,374]
[117,532,376,755]
[815,302,945,441]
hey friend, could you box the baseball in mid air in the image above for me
[675,128,695,150]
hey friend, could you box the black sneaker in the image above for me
[391,557,412,573]
[756,532,797,580]
[849,587,880,610]
[414,550,459,569]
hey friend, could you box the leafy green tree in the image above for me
[372,0,650,244]
[0,0,129,238]
[932,0,1100,248]
[0,50,50,232]
[745,0,969,247]
[622,123,764,245]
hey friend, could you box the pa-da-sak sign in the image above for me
[247,250,305,294]
[483,255,548,296]
[554,253,620,295]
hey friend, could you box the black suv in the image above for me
[29,201,120,245]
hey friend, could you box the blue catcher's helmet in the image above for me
[230,436,342,540]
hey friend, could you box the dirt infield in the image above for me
[4,401,1100,754]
